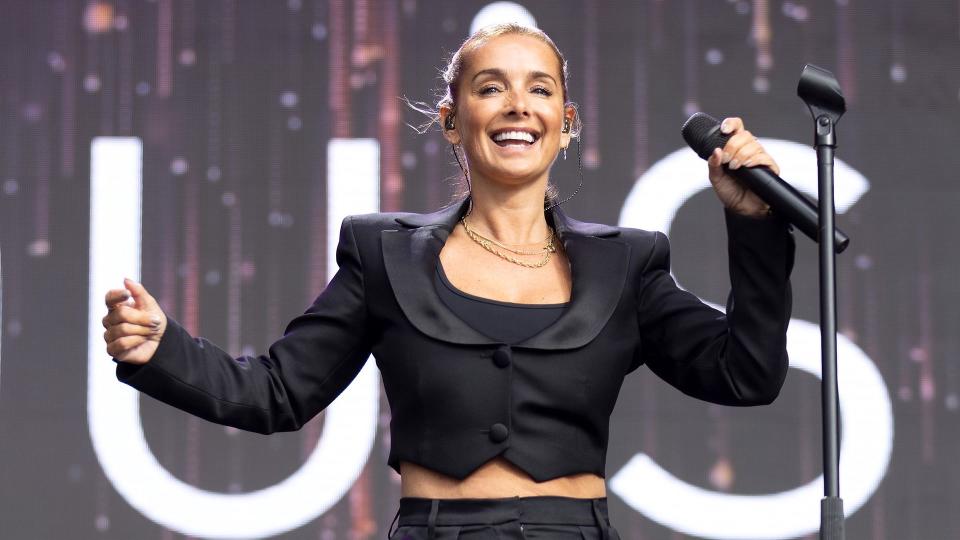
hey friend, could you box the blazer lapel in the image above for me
[380,199,630,349]
[518,208,630,350]
[382,199,499,345]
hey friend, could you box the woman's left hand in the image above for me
[707,117,779,218]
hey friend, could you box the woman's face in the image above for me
[445,34,574,188]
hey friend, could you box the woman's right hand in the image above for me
[102,278,167,364]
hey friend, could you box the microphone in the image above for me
[681,112,849,253]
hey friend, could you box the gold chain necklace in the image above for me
[461,215,556,255]
[460,212,556,268]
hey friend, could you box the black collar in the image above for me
[381,198,629,350]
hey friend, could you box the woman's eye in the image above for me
[479,86,501,95]
[532,86,552,96]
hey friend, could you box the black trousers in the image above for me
[387,496,620,540]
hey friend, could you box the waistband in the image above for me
[396,496,610,527]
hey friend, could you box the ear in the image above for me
[439,105,461,145]
[560,104,578,149]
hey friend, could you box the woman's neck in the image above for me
[466,180,551,245]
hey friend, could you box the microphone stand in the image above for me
[797,64,847,540]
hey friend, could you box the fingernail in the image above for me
[721,152,731,164]
[729,159,741,169]
[151,316,161,326]
[720,121,731,134]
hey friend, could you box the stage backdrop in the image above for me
[2,1,959,539]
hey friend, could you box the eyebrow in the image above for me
[471,68,558,85]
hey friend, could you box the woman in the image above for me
[102,24,793,540]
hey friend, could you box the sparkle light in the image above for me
[311,23,327,40]
[84,74,102,93]
[890,63,907,83]
[708,458,735,491]
[946,394,959,411]
[83,2,114,34]
[47,52,65,73]
[28,239,51,257]
[706,48,724,65]
[170,157,189,175]
[753,75,770,93]
[280,91,299,108]
[179,49,197,66]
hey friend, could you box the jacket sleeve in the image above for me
[636,210,795,406]
[115,216,373,433]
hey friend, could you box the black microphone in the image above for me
[681,112,849,253]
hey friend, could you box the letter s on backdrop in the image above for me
[611,139,892,540]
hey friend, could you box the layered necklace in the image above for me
[460,209,557,268]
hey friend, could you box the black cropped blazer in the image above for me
[117,197,795,482]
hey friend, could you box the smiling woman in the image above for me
[442,43,573,185]
[103,23,795,540]
[419,24,581,208]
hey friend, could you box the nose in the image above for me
[504,87,530,117]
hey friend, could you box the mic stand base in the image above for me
[820,497,845,540]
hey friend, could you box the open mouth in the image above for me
[490,129,540,147]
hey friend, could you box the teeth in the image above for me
[493,131,536,143]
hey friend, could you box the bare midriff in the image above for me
[400,457,606,499]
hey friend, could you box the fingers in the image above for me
[124,278,158,310]
[740,150,780,176]
[102,303,161,329]
[724,135,763,169]
[719,117,780,176]
[103,322,157,343]
[104,288,132,310]
[707,148,724,182]
[720,117,744,135]
[718,117,752,166]
[102,280,164,363]
[106,335,148,358]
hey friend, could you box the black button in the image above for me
[492,346,511,368]
[489,423,509,443]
